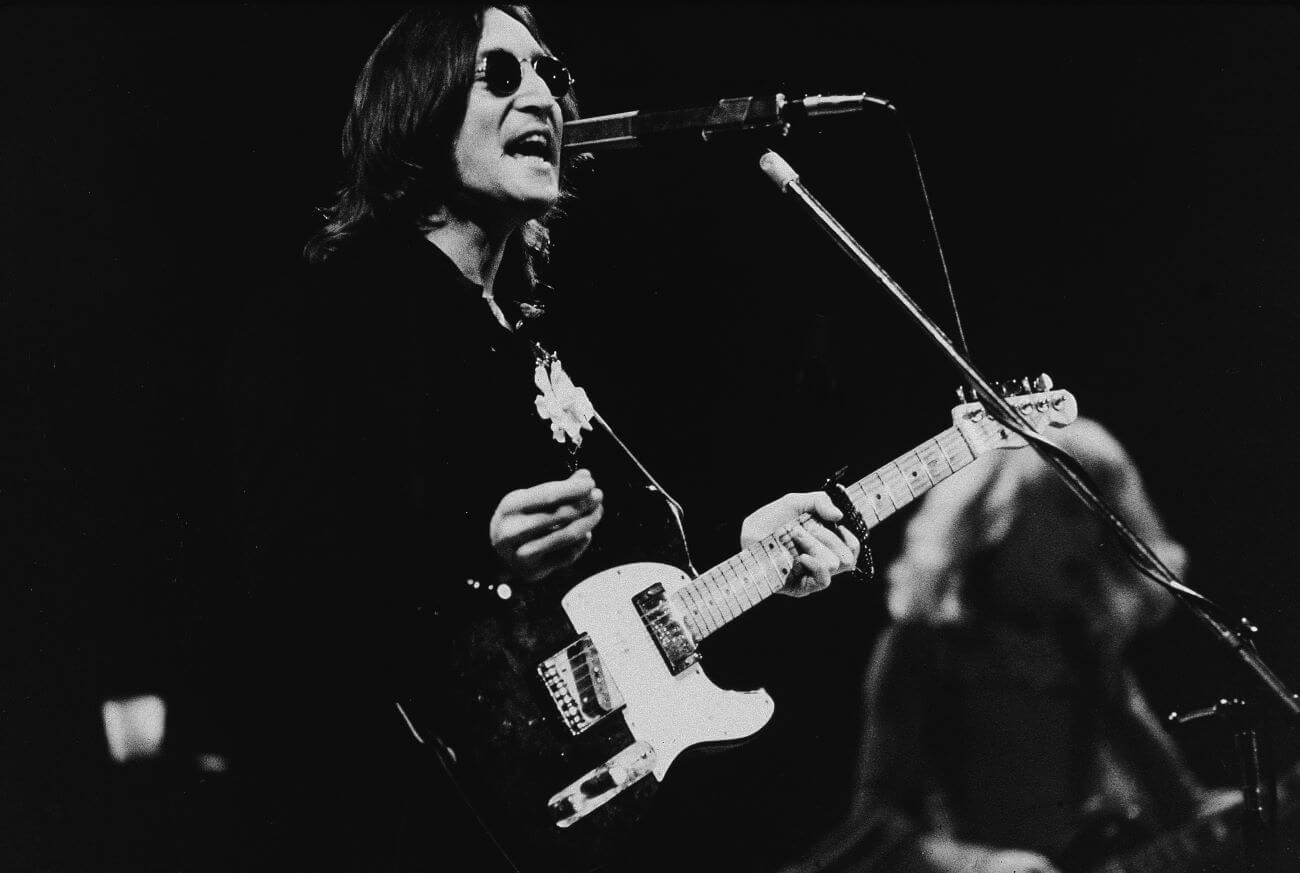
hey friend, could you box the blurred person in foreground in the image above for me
[783,417,1277,873]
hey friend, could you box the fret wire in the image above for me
[684,584,715,636]
[699,572,732,626]
[681,582,719,635]
[722,556,757,610]
[722,554,750,611]
[693,572,721,627]
[673,584,700,634]
[683,541,799,643]
[716,560,736,612]
[880,463,913,510]
[671,593,703,641]
[759,548,783,595]
[743,548,780,597]
[680,419,1010,644]
[742,549,772,602]
[862,470,897,520]
[712,566,742,621]
[938,427,974,468]
[917,438,955,484]
[734,551,763,598]
[898,451,932,498]
[733,557,763,609]
[738,553,759,600]
[845,480,881,528]
[761,538,789,590]
[704,567,739,624]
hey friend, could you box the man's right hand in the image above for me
[489,469,604,582]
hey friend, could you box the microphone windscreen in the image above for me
[758,150,799,192]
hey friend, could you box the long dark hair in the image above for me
[303,4,580,287]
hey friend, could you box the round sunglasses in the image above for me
[475,49,573,99]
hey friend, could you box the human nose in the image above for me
[513,61,558,109]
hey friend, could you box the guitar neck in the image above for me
[672,425,977,643]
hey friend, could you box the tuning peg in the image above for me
[1033,373,1053,392]
[1020,376,1033,394]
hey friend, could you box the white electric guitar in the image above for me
[401,377,1079,872]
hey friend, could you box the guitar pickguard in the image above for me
[561,562,775,784]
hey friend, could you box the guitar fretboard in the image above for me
[670,426,977,642]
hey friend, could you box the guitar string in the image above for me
[557,477,928,696]
[557,547,791,698]
[549,412,1038,700]
[555,458,966,702]
[556,423,998,694]
[560,577,774,696]
[552,423,1003,701]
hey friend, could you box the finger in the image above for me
[520,531,595,582]
[837,525,861,566]
[790,527,838,581]
[802,518,856,571]
[788,553,832,596]
[515,502,605,564]
[805,491,844,527]
[496,470,596,515]
[790,524,842,571]
[495,488,603,548]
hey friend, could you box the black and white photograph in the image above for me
[3,3,1298,871]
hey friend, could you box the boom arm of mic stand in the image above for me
[757,148,1300,725]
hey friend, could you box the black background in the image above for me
[2,2,1298,868]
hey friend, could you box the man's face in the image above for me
[451,8,564,227]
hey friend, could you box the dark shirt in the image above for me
[227,227,684,870]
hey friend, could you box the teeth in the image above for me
[511,132,550,149]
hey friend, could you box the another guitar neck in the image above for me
[671,425,977,643]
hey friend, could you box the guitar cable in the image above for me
[393,700,526,873]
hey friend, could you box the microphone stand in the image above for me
[757,146,1300,840]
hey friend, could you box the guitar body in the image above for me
[402,562,774,872]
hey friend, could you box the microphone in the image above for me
[562,92,894,152]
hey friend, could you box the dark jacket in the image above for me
[226,226,684,870]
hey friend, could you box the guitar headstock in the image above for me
[952,373,1078,455]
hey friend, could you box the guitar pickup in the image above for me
[633,583,699,675]
[538,634,625,736]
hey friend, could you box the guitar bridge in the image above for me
[548,741,657,828]
[538,634,625,736]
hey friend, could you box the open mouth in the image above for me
[504,130,556,166]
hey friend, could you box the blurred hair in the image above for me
[885,417,1186,629]
[303,4,581,288]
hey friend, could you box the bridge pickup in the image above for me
[633,583,699,675]
[538,633,624,736]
